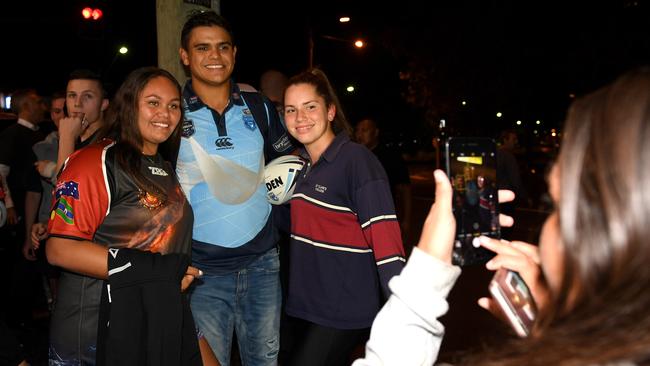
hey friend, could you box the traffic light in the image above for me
[78,5,106,40]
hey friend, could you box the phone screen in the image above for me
[489,269,536,337]
[445,137,499,266]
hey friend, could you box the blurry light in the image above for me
[496,112,502,118]
[461,100,467,106]
[5,96,11,109]
[92,8,103,20]
[534,130,538,134]
[569,93,575,98]
[346,86,355,92]
[82,7,92,19]
[119,46,128,54]
[82,7,102,20]
[531,169,536,174]
[440,119,446,128]
[536,120,541,125]
[551,132,557,137]
[354,40,364,48]
[516,120,522,125]
[339,16,350,23]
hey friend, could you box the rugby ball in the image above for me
[264,155,307,205]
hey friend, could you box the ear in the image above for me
[179,48,189,66]
[101,98,109,112]
[327,104,336,122]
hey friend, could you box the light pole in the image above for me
[308,33,365,68]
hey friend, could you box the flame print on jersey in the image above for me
[128,187,185,254]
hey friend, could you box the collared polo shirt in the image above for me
[176,80,292,273]
[287,133,406,329]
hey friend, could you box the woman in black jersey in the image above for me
[45,67,217,365]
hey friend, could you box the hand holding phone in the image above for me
[445,137,500,266]
[489,268,537,337]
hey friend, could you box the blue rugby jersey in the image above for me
[176,81,293,273]
[286,133,406,329]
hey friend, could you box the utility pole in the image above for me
[155,0,220,84]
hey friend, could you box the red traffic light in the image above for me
[81,7,103,20]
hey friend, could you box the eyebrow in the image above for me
[143,94,180,102]
[67,90,96,95]
[193,41,232,48]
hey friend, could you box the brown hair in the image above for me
[462,67,650,365]
[285,68,353,137]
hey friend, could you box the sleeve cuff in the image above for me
[390,247,461,300]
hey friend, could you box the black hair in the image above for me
[180,10,235,50]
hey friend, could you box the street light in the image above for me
[309,34,365,68]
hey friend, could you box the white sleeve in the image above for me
[0,164,13,208]
[352,247,462,366]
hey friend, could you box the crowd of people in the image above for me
[1,8,650,366]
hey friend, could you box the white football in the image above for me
[264,155,307,205]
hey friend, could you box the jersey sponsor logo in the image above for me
[148,166,169,176]
[242,110,257,131]
[52,181,80,225]
[273,135,292,152]
[215,137,234,150]
[181,118,195,138]
[315,184,327,193]
[186,96,200,108]
[108,248,119,258]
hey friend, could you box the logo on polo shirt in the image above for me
[242,109,257,131]
[215,137,234,150]
[182,119,195,138]
[315,184,327,193]
[148,167,168,176]
[273,135,292,152]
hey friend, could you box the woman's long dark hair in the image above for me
[98,66,183,199]
[459,67,650,365]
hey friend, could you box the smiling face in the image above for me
[180,25,236,89]
[137,76,182,155]
[284,83,336,156]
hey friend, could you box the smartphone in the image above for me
[489,269,537,337]
[445,137,500,266]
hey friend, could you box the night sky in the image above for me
[2,0,649,140]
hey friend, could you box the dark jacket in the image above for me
[96,248,201,366]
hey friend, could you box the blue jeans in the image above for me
[191,248,281,366]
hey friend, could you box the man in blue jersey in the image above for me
[177,11,293,366]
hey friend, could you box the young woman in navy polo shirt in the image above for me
[282,69,406,365]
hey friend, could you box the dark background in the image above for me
[2,0,649,140]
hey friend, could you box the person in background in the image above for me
[260,69,289,117]
[496,129,529,239]
[56,69,109,174]
[353,66,650,365]
[0,88,47,366]
[176,10,293,366]
[24,91,66,309]
[45,67,209,365]
[355,117,412,243]
[283,69,405,366]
